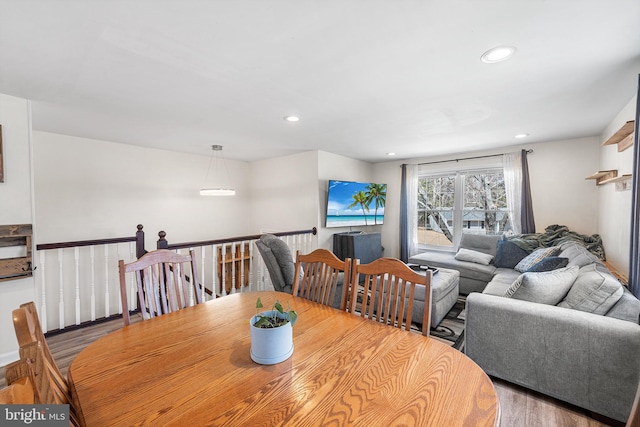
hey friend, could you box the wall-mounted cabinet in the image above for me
[603,120,635,152]
[0,224,33,282]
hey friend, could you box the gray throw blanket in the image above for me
[505,224,606,260]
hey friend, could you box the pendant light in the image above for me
[200,145,236,196]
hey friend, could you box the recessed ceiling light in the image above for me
[387,152,396,156]
[284,116,299,122]
[481,46,516,63]
[514,133,529,139]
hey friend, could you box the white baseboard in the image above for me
[0,350,19,368]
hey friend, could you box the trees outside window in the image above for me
[417,169,510,248]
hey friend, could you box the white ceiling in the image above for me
[1,1,639,163]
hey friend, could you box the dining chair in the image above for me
[13,302,65,383]
[119,248,203,326]
[348,257,432,335]
[0,375,35,404]
[7,341,85,426]
[291,248,351,310]
[10,303,85,425]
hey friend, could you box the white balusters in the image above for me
[34,230,314,332]
[90,246,96,321]
[220,243,227,296]
[230,242,236,295]
[128,242,135,312]
[39,251,47,333]
[58,248,64,329]
[239,242,245,293]
[211,244,217,300]
[74,247,80,325]
[201,247,206,301]
[104,245,109,317]
[248,241,254,292]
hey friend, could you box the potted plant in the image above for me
[249,297,298,365]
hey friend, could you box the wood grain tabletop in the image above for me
[68,291,499,426]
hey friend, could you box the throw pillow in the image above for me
[454,248,493,265]
[494,240,529,269]
[558,264,623,315]
[526,256,569,272]
[504,266,579,305]
[514,246,561,273]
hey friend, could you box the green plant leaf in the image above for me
[254,316,270,328]
[274,301,284,314]
[288,310,298,326]
[256,297,263,309]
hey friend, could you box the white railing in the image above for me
[35,226,317,333]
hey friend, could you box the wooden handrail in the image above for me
[157,227,317,250]
[36,224,146,258]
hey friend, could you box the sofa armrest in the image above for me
[466,292,640,422]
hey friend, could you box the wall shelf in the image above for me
[586,171,632,191]
[585,170,618,185]
[603,120,635,152]
[0,224,33,282]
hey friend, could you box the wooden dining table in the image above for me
[68,291,500,426]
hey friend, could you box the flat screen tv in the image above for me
[326,180,387,228]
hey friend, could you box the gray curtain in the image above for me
[399,164,418,262]
[520,149,536,233]
[629,75,640,298]
[400,164,410,262]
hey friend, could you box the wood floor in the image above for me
[3,316,622,427]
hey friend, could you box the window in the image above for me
[417,168,510,248]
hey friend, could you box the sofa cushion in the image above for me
[408,250,496,283]
[455,248,493,265]
[558,242,604,268]
[483,268,522,296]
[514,246,561,273]
[494,240,529,269]
[459,233,501,257]
[558,264,623,315]
[606,287,640,323]
[504,266,578,305]
[526,256,569,272]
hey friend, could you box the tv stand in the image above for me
[332,232,382,264]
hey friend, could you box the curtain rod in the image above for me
[417,148,533,166]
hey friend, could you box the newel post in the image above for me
[135,224,145,259]
[157,231,168,249]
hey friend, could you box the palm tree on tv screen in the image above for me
[365,183,387,225]
[348,190,370,225]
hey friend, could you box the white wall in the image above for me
[0,94,36,363]
[597,95,637,277]
[249,151,319,237]
[34,132,252,248]
[373,137,601,258]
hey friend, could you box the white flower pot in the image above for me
[249,310,294,365]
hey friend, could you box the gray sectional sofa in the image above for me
[410,233,640,423]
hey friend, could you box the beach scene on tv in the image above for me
[326,180,387,228]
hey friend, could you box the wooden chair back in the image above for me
[5,341,84,426]
[349,257,432,336]
[119,249,203,326]
[0,376,35,404]
[13,302,64,381]
[292,249,351,309]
